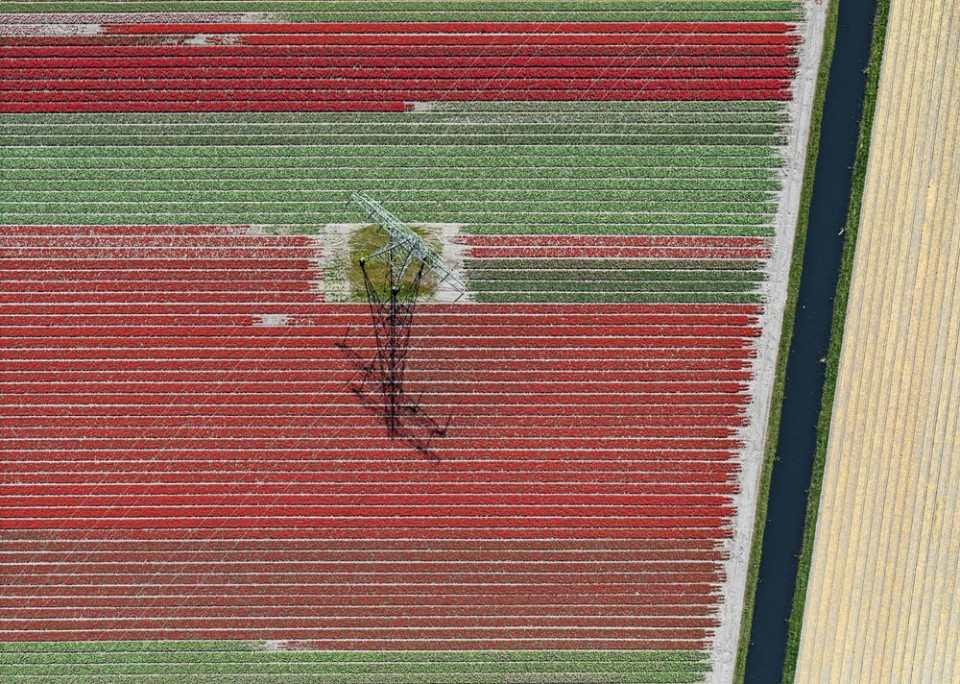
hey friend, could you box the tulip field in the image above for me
[0,2,825,682]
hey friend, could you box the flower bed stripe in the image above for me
[0,21,798,111]
[1,1,803,22]
[0,102,786,235]
[0,642,711,684]
[104,21,794,34]
[0,224,756,659]
[0,44,800,58]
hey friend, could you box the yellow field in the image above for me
[794,0,960,681]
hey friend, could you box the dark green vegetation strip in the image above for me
[464,258,765,301]
[0,643,709,683]
[731,1,843,681]
[468,258,763,270]
[780,0,890,680]
[0,1,801,21]
[0,102,785,234]
[475,292,762,303]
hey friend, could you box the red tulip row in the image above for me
[2,533,730,551]
[1,54,800,68]
[0,524,736,544]
[3,77,792,92]
[0,304,757,330]
[0,635,709,651]
[2,321,755,337]
[0,463,738,488]
[0,43,798,57]
[3,65,797,79]
[6,456,742,478]
[103,21,794,35]
[235,33,797,47]
[0,96,777,113]
[4,31,800,48]
[0,610,721,629]
[0,360,753,379]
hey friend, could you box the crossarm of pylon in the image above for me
[350,190,467,295]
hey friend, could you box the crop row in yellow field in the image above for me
[793,0,960,681]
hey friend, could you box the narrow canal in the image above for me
[744,0,882,680]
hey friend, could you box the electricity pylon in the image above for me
[338,192,465,455]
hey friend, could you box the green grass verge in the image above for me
[0,643,710,683]
[778,0,890,681]
[730,0,843,681]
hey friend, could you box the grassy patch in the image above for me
[779,0,891,680]
[731,0,842,681]
[344,222,441,302]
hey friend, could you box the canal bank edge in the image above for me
[732,0,841,680]
[780,0,891,680]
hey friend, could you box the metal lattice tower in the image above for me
[338,192,462,454]
[350,190,467,296]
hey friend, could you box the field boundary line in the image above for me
[730,0,837,680]
[777,0,889,679]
